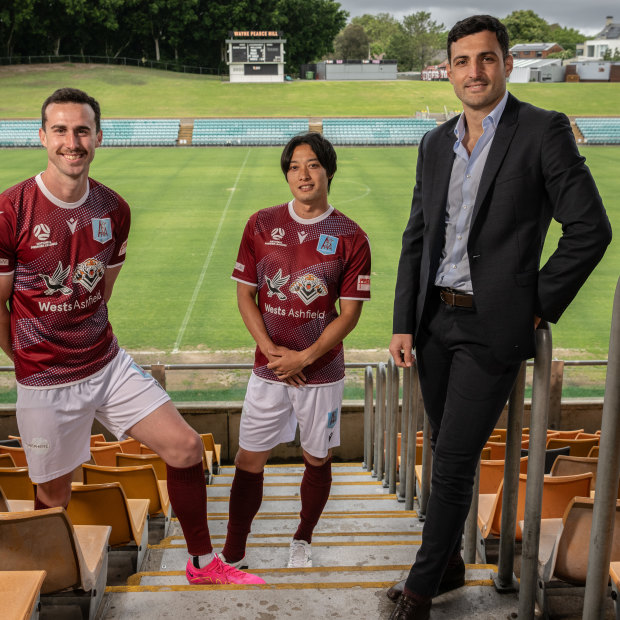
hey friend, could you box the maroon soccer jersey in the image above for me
[232,201,371,384]
[0,174,130,387]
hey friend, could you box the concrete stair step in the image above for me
[207,481,392,497]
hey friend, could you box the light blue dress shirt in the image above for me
[434,91,509,294]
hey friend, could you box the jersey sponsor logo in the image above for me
[317,234,338,255]
[235,261,245,273]
[265,268,290,300]
[265,302,325,320]
[298,230,308,243]
[357,275,371,292]
[266,227,287,247]
[327,408,338,429]
[0,258,8,266]
[39,261,73,296]
[37,290,101,313]
[92,218,112,244]
[72,258,105,292]
[66,218,78,234]
[289,273,328,306]
[119,240,128,256]
[34,223,51,241]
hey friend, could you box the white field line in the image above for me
[172,149,251,353]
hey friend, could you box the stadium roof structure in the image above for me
[510,43,562,53]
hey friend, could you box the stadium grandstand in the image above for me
[575,117,620,144]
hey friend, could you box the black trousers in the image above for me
[404,289,521,597]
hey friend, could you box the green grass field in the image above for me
[1,64,620,118]
[0,145,616,361]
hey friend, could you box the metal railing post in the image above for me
[388,358,400,495]
[363,366,374,472]
[518,322,552,619]
[495,360,527,592]
[419,413,432,518]
[151,363,166,390]
[384,360,394,489]
[399,363,412,501]
[583,277,620,620]
[374,363,386,482]
[405,364,418,510]
[463,460,480,564]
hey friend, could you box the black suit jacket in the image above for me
[393,93,612,363]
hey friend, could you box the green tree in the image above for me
[386,11,444,71]
[351,12,400,58]
[333,23,369,59]
[503,10,551,44]
[274,0,347,73]
[549,24,585,56]
[0,0,37,56]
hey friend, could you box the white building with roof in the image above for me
[576,16,620,60]
[508,58,565,83]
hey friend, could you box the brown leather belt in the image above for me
[439,287,474,308]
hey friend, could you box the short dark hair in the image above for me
[41,88,101,132]
[447,15,510,62]
[281,132,337,191]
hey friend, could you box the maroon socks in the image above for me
[293,456,332,544]
[222,468,264,563]
[166,461,212,556]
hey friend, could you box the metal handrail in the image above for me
[363,366,374,472]
[374,363,386,481]
[387,358,400,493]
[583,277,620,619]
[519,322,553,619]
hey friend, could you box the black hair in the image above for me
[447,15,510,62]
[281,132,337,191]
[41,88,101,132]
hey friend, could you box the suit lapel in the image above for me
[471,93,520,223]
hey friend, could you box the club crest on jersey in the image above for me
[289,273,328,305]
[72,258,105,292]
[265,227,287,247]
[39,261,72,296]
[92,218,112,244]
[265,268,290,300]
[317,234,338,255]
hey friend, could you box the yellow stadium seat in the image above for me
[0,468,35,501]
[0,570,47,620]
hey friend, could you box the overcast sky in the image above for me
[336,1,617,36]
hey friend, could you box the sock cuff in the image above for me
[166,460,204,482]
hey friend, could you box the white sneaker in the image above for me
[220,553,249,570]
[287,539,312,568]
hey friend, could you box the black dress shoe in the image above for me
[388,593,432,620]
[386,555,465,601]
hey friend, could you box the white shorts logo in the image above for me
[34,223,51,241]
[25,437,50,452]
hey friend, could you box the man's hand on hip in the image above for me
[389,334,415,368]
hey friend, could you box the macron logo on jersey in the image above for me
[67,218,78,234]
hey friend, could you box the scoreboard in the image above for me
[231,42,283,63]
[226,31,286,83]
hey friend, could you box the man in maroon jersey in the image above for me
[223,132,372,569]
[0,88,263,586]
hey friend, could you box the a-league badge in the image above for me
[327,408,339,429]
[317,234,338,255]
[92,218,112,244]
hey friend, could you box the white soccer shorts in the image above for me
[16,348,170,483]
[239,373,344,458]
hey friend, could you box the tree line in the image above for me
[0,0,347,73]
[0,3,591,74]
[334,10,588,71]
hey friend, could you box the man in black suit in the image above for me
[387,15,611,620]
